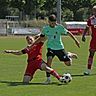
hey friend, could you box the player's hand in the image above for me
[82,36,86,42]
[4,50,12,53]
[75,40,80,48]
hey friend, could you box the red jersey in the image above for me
[21,42,44,77]
[87,15,96,50]
[87,15,96,39]
[22,42,43,62]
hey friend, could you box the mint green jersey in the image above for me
[42,24,68,50]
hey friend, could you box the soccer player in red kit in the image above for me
[4,35,64,84]
[82,5,96,75]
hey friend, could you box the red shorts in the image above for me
[89,39,96,51]
[24,59,42,77]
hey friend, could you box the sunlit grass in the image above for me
[0,36,96,96]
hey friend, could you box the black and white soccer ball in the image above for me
[62,73,72,84]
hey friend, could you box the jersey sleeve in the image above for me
[59,25,68,35]
[21,48,29,54]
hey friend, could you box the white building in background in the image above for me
[65,21,87,35]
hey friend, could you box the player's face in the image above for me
[92,8,96,16]
[26,36,34,44]
[48,20,56,27]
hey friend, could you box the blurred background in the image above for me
[0,0,96,35]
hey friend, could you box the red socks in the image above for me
[50,70,60,80]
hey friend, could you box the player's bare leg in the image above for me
[41,62,63,84]
[44,56,53,84]
[84,50,95,75]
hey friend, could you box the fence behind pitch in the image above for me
[0,19,7,35]
[0,19,41,36]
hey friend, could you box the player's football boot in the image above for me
[84,72,90,75]
[59,77,64,83]
[67,52,78,59]
[43,79,51,84]
[84,69,91,75]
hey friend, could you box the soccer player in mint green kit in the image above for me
[31,14,80,84]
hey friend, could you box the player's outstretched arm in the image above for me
[4,50,23,55]
[68,31,80,48]
[28,36,46,49]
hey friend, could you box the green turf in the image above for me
[0,36,96,96]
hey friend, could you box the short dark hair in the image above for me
[26,35,30,39]
[48,14,56,21]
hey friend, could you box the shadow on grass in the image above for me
[0,73,96,86]
[72,73,96,77]
[0,80,66,86]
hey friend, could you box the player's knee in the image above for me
[41,63,53,73]
[89,50,95,57]
[47,56,53,67]
[23,75,32,83]
[89,53,94,57]
[41,63,47,70]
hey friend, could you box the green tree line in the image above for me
[0,0,96,21]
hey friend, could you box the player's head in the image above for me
[92,5,96,16]
[26,36,35,44]
[48,14,57,27]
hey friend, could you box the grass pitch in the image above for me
[0,36,96,96]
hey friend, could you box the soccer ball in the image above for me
[62,73,72,84]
